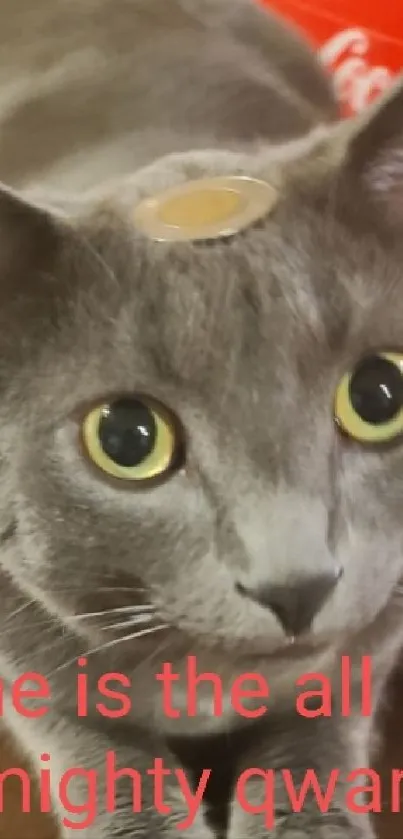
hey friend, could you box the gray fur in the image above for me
[0,1,401,838]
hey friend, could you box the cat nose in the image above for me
[236,569,342,637]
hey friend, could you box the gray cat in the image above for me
[0,1,402,838]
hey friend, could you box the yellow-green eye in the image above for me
[334,352,403,443]
[81,397,182,482]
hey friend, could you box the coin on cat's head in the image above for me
[133,175,278,242]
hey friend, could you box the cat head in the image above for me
[1,78,403,668]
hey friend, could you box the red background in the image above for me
[259,0,403,114]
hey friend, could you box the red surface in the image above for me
[259,0,403,115]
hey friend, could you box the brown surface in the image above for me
[0,728,56,839]
[375,666,403,839]
[0,673,402,839]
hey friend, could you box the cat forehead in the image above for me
[58,200,366,378]
[4,164,402,409]
[65,184,403,395]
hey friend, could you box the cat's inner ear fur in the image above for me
[341,75,403,228]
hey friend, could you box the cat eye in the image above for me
[81,396,182,482]
[334,353,403,443]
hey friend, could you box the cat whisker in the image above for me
[77,231,120,290]
[84,623,169,656]
[129,634,176,685]
[8,619,62,631]
[3,599,38,628]
[68,604,155,621]
[100,614,155,632]
[97,586,148,593]
[13,605,156,631]
[46,586,148,595]
[47,624,169,678]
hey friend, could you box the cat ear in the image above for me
[0,182,56,241]
[0,183,59,260]
[341,75,403,229]
[0,184,62,305]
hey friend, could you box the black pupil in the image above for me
[98,399,156,467]
[349,356,403,425]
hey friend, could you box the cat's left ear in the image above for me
[341,75,403,229]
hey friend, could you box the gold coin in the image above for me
[158,187,244,228]
[133,176,278,242]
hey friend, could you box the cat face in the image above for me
[2,80,403,665]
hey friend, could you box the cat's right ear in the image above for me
[339,75,403,232]
[0,183,61,299]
